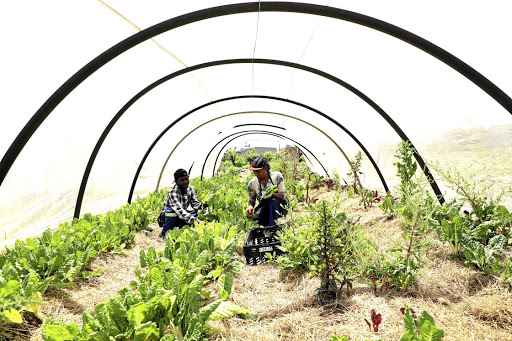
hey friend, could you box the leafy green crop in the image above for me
[502,257,512,288]
[462,234,506,274]
[0,194,154,331]
[264,185,278,196]
[151,224,242,282]
[0,267,48,324]
[42,217,248,341]
[400,305,444,341]
[191,173,253,231]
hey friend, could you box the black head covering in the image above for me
[174,168,188,181]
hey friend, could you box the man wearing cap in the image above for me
[158,168,206,239]
[247,156,287,226]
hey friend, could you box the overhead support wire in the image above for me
[251,0,262,97]
[96,0,220,110]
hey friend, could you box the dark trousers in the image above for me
[160,208,198,237]
[254,197,287,227]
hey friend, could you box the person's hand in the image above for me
[246,206,254,217]
[195,218,203,224]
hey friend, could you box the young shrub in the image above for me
[427,162,512,273]
[347,151,363,194]
[307,198,359,302]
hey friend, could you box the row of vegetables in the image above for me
[1,198,153,326]
[42,222,248,340]
[0,171,251,340]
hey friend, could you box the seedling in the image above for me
[364,309,382,332]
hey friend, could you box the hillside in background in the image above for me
[423,124,512,205]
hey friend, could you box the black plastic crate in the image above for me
[243,225,286,265]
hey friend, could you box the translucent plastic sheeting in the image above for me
[2,1,512,247]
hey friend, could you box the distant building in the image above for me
[238,146,277,155]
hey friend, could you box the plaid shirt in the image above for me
[161,185,202,224]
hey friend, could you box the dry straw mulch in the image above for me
[10,190,512,341]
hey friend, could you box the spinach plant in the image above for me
[400,305,444,341]
[42,219,248,341]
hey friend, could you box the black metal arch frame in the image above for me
[203,129,323,176]
[199,129,319,180]
[126,94,389,212]
[74,57,391,219]
[3,2,511,218]
[209,130,325,177]
[154,109,352,192]
[232,123,285,130]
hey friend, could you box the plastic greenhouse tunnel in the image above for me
[1,1,512,340]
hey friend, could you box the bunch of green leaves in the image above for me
[359,188,376,209]
[117,198,151,232]
[191,173,250,230]
[274,223,315,272]
[0,265,48,325]
[81,211,136,251]
[427,163,512,274]
[42,219,248,341]
[394,141,418,201]
[399,305,444,341]
[264,185,278,196]
[143,223,242,282]
[502,257,512,288]
[428,161,512,232]
[379,192,397,218]
[42,269,246,341]
[133,260,246,340]
[2,227,102,288]
[462,234,506,274]
[140,188,168,222]
[0,200,150,331]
